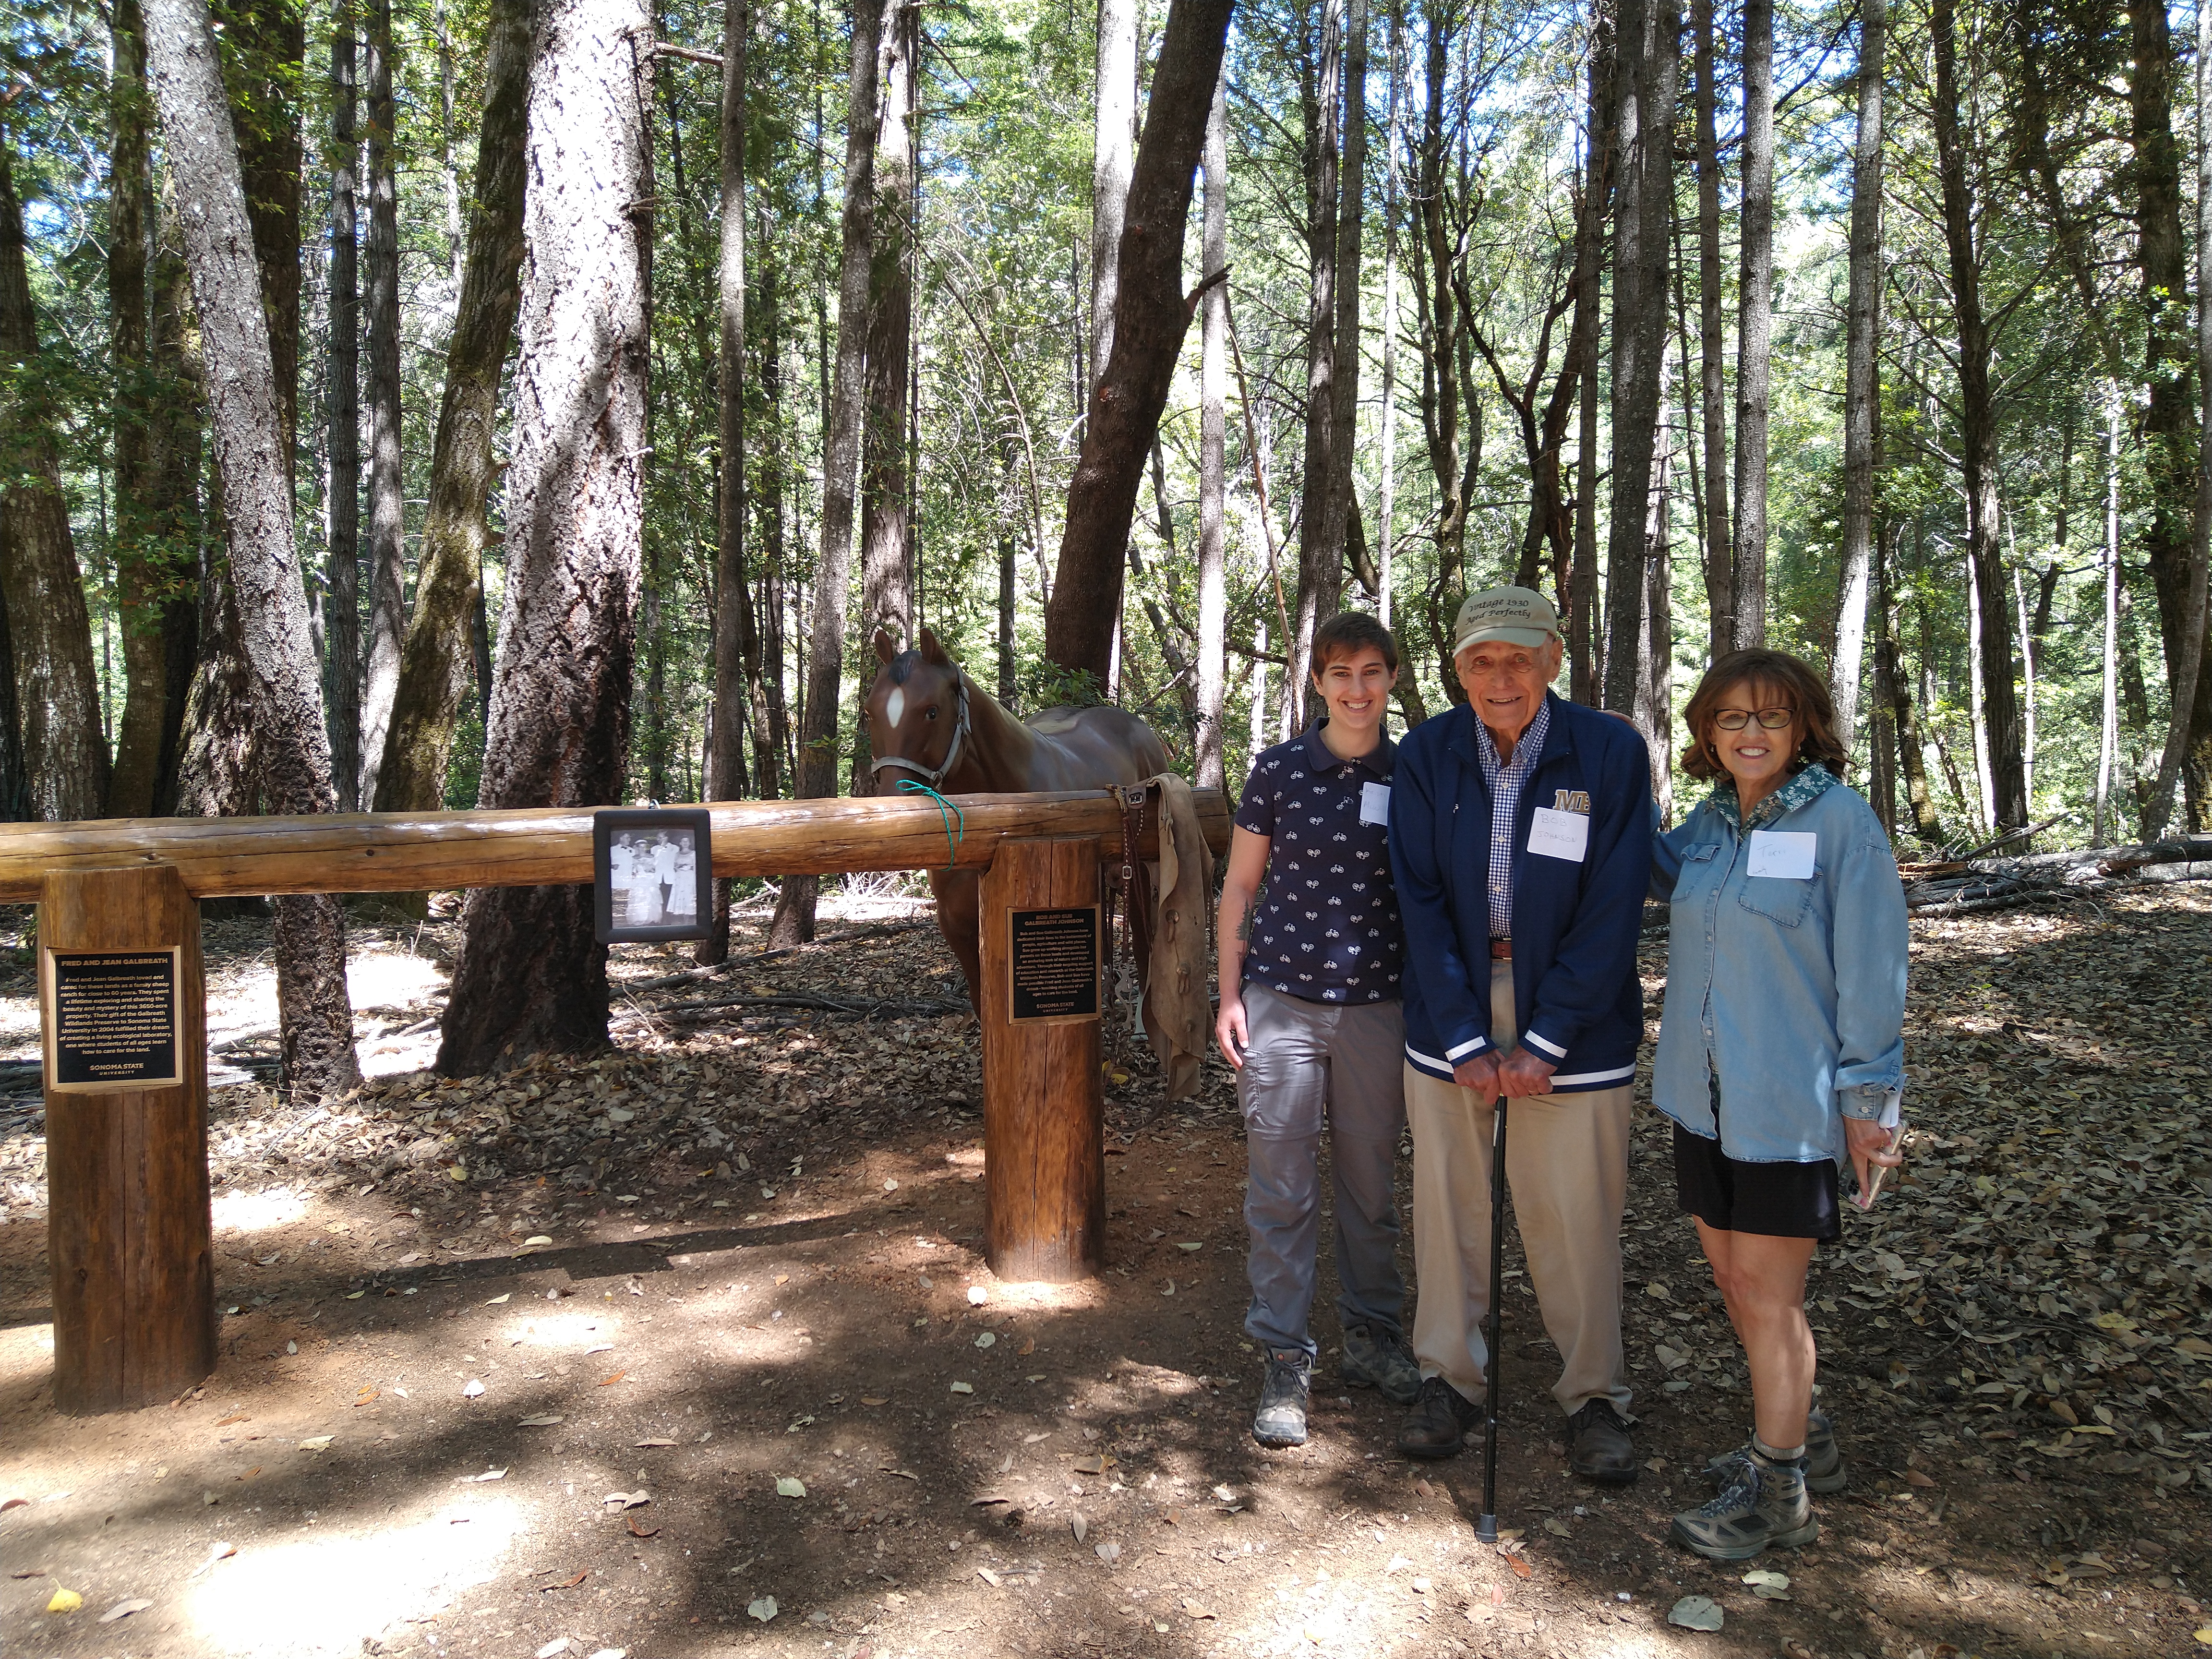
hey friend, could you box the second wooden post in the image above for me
[980,836,1105,1281]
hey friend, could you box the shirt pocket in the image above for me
[1738,871,1813,927]
[1670,840,1722,902]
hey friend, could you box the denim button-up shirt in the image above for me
[1649,765,1908,1165]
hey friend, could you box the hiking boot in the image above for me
[1395,1375,1484,1460]
[1252,1349,1312,1448]
[1566,1398,1638,1484]
[1704,1409,1847,1495]
[1340,1322,1421,1405]
[1671,1451,1819,1561]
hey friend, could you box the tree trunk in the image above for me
[359,0,406,806]
[703,0,752,966]
[2133,0,2211,828]
[323,0,361,810]
[858,0,918,655]
[145,0,359,1101]
[1092,0,1138,390]
[1928,0,2027,832]
[1291,0,1344,727]
[1570,0,1610,705]
[1727,0,1772,650]
[147,181,205,815]
[373,0,530,812]
[1602,0,1678,713]
[1378,0,1403,632]
[0,126,111,819]
[1325,0,1368,617]
[2097,402,2122,842]
[746,237,783,798]
[776,0,886,948]
[1691,0,1729,657]
[1195,67,1228,791]
[436,0,652,1074]
[1867,529,1898,832]
[1411,0,1470,657]
[110,0,176,819]
[1830,0,1884,758]
[1041,0,1235,682]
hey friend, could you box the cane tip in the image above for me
[1474,1514,1498,1545]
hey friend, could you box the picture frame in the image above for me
[593,808,714,943]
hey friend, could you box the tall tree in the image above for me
[0,125,109,820]
[358,0,406,805]
[373,0,531,812]
[145,178,205,815]
[1041,0,1235,682]
[1601,0,1678,715]
[1689,0,1728,657]
[775,0,885,948]
[1569,0,1611,704]
[1323,0,1369,614]
[1928,0,2027,831]
[1290,0,1344,724]
[145,0,360,1101]
[1829,0,1886,757]
[1195,68,1228,790]
[324,0,361,809]
[437,0,653,1072]
[1727,0,1773,649]
[857,0,918,652]
[1092,0,1138,387]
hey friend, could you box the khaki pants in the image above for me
[1407,962,1632,1418]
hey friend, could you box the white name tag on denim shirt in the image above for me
[1747,830,1817,879]
[1527,806,1589,862]
[1360,782,1391,825]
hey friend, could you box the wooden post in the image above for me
[38,865,214,1414]
[980,837,1104,1281]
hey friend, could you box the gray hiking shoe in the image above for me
[1253,1349,1312,1448]
[1671,1452,1819,1562]
[1339,1322,1420,1405]
[1704,1409,1847,1495]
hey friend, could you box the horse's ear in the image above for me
[873,629,898,666]
[919,626,952,666]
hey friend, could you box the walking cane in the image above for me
[1474,1093,1510,1545]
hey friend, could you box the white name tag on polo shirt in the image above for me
[1359,782,1391,825]
[1747,830,1817,880]
[1527,805,1589,862]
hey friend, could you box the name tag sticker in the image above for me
[1747,830,1817,880]
[1527,806,1589,863]
[1359,782,1391,826]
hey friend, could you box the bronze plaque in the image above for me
[1007,906,1101,1024]
[48,949,183,1091]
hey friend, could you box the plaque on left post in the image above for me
[594,808,715,944]
[45,948,185,1092]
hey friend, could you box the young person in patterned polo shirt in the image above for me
[1214,613,1421,1448]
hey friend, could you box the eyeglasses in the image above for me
[1712,707,1795,732]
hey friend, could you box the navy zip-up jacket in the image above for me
[1389,691,1652,1093]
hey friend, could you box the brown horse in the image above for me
[866,627,1170,1011]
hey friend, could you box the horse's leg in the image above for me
[929,867,986,1015]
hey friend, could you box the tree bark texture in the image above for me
[1195,68,1228,791]
[1727,0,1773,650]
[1324,0,1368,620]
[1690,0,1729,657]
[1569,0,1611,706]
[374,0,531,814]
[323,0,361,810]
[146,184,204,815]
[1830,0,1885,759]
[1928,0,2027,832]
[1290,0,1344,728]
[1601,0,1677,713]
[858,0,917,654]
[1091,0,1138,390]
[438,0,652,1074]
[359,0,407,806]
[1041,0,1235,683]
[145,0,360,1101]
[0,125,111,819]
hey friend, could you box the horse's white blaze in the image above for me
[885,687,905,729]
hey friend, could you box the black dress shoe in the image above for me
[1566,1397,1637,1484]
[1395,1375,1484,1460]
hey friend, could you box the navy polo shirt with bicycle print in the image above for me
[1232,724,1404,1004]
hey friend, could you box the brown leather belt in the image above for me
[1489,938,1513,961]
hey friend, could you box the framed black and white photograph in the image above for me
[594,809,714,943]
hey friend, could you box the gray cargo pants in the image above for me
[1236,983,1408,1359]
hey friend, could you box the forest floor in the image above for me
[0,883,2208,1659]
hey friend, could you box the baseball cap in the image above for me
[1452,586,1561,654]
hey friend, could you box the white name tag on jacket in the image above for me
[1527,805,1589,862]
[1360,782,1391,825]
[1747,830,1817,879]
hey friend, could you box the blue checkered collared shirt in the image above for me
[1471,696,1552,941]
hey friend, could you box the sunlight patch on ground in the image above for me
[183,1495,527,1657]
[212,1186,310,1234]
[503,1311,628,1348]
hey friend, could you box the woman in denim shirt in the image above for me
[1650,649,1907,1563]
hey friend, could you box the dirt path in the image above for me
[0,888,2206,1659]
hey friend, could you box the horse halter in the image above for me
[870,669,971,790]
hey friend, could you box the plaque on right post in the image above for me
[1006,905,1101,1024]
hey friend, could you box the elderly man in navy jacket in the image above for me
[1387,586,1651,1484]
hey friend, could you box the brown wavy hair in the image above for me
[1682,648,1849,783]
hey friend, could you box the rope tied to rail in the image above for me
[894,778,967,868]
